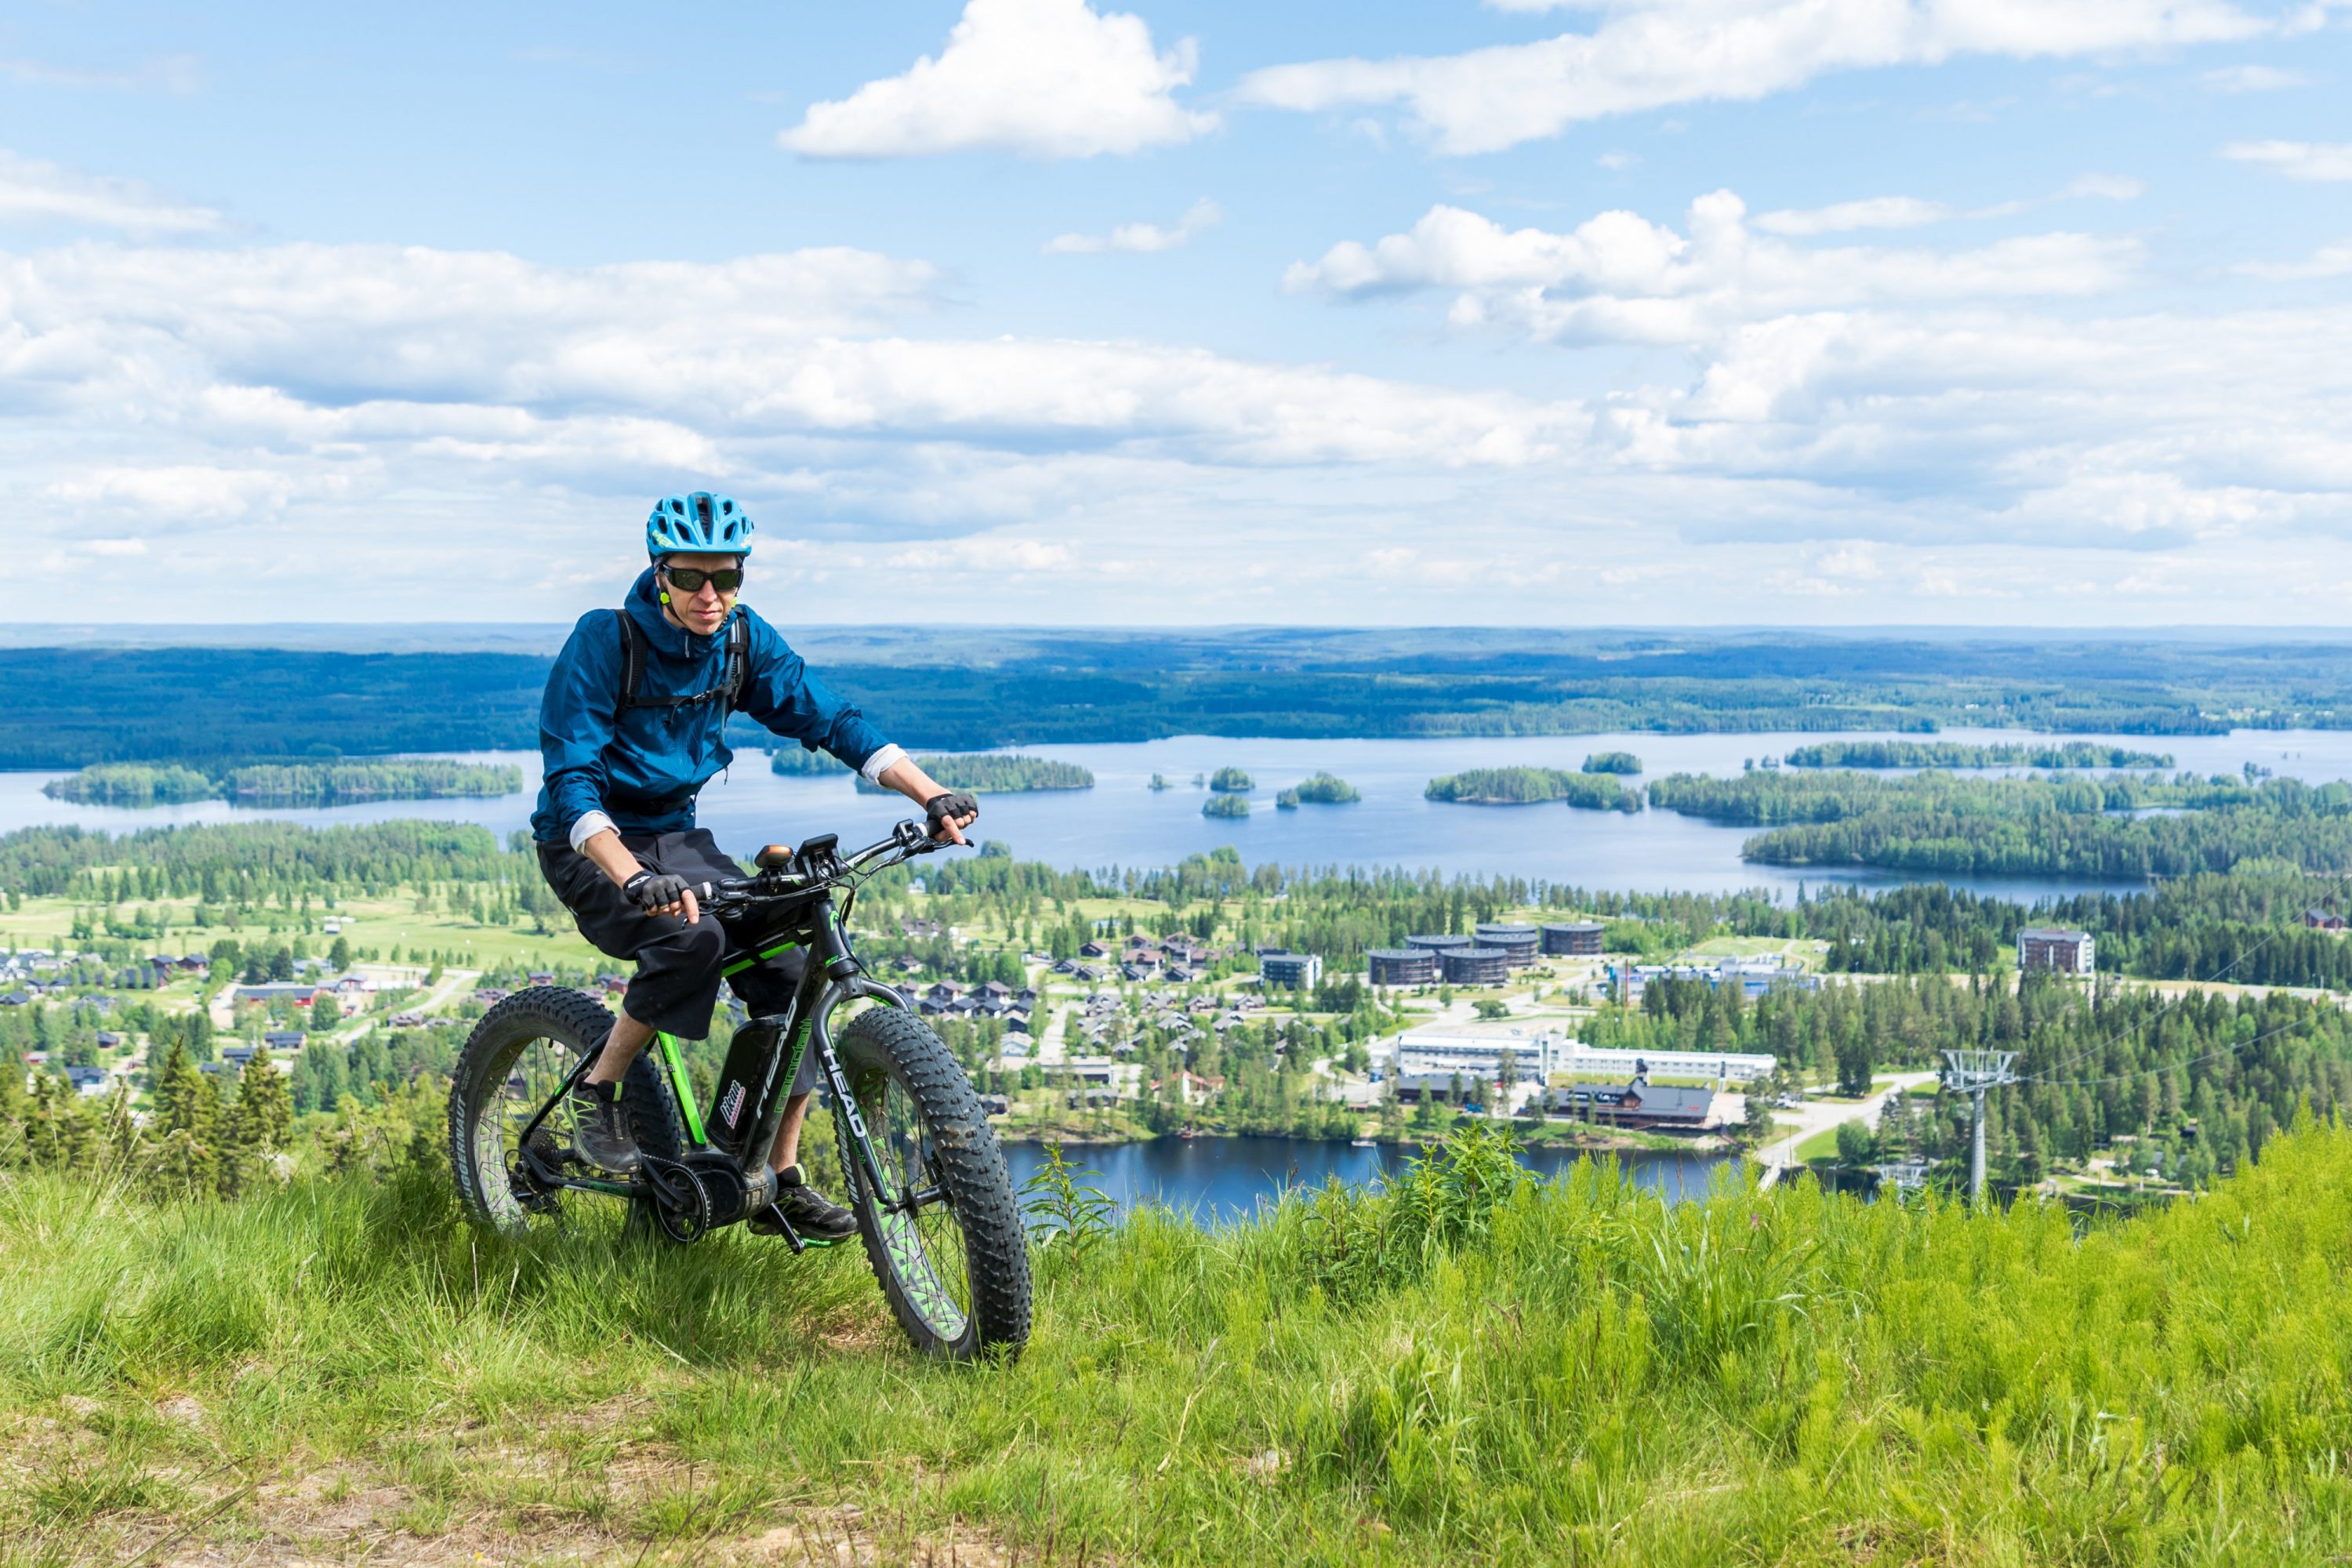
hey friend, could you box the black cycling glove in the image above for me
[622,870,694,912]
[924,791,979,829]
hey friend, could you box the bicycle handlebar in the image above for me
[692,818,948,913]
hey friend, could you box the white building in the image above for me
[1387,1031,1563,1080]
[1385,1029,1773,1087]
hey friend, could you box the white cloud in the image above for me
[2238,240,2352,278]
[0,150,221,234]
[2201,63,2309,90]
[0,54,203,94]
[46,466,307,520]
[1287,194,2138,347]
[1595,151,1641,170]
[1755,196,1985,236]
[1755,175,2140,236]
[2223,139,2352,180]
[2059,172,2146,201]
[10,212,2352,625]
[1045,198,1220,254]
[1240,0,2275,154]
[777,0,1216,159]
[0,239,1588,508]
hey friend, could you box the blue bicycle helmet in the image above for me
[646,492,754,558]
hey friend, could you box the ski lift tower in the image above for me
[1942,1049,2018,1203]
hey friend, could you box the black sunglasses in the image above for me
[660,564,744,593]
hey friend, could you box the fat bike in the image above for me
[446,819,1030,1361]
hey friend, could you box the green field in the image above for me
[5,1116,2352,1563]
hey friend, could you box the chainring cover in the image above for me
[641,1156,713,1243]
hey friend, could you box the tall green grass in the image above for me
[5,1119,2352,1563]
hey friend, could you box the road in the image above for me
[208,965,483,1047]
[1755,1069,1941,1189]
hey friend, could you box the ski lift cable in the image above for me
[2032,1020,2324,1091]
[2020,859,2352,1086]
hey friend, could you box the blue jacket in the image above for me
[530,568,892,843]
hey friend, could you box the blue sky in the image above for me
[4,0,2350,626]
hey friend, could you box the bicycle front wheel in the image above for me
[831,1007,1032,1361]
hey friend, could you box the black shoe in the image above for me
[569,1078,641,1174]
[750,1163,857,1241]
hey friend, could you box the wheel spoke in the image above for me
[475,1034,584,1231]
[855,1069,971,1339]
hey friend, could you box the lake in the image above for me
[8,725,2347,900]
[998,1134,1736,1223]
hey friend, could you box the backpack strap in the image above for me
[611,608,750,714]
[718,614,750,717]
[614,609,648,712]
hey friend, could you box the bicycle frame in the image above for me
[510,829,927,1243]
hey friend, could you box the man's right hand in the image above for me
[623,869,701,924]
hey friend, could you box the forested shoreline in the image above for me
[44,758,521,808]
[11,631,2352,766]
[1784,739,2176,769]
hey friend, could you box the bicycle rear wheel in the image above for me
[448,985,664,1236]
[831,1007,1031,1361]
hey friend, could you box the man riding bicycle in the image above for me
[529,491,976,1241]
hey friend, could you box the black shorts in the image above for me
[538,827,817,1094]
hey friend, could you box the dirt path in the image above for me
[1755,1069,1940,1188]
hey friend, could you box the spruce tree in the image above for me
[147,1039,221,1200]
[231,1045,292,1155]
[0,1048,27,1165]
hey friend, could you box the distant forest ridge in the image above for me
[1784,740,2176,769]
[42,759,522,808]
[4,633,2351,768]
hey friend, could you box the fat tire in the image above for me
[833,1007,1032,1362]
[447,985,686,1236]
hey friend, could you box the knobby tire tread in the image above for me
[835,1007,1032,1362]
[447,985,687,1235]
[448,985,616,1234]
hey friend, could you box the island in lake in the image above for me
[1425,767,1640,812]
[43,758,522,808]
[1581,751,1642,775]
[1276,772,1359,810]
[1203,793,1250,818]
[840,753,1096,793]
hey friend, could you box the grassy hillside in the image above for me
[5,1117,2352,1563]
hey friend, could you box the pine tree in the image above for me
[231,1045,292,1154]
[101,1080,141,1171]
[146,1038,221,1200]
[0,1049,27,1166]
[25,1072,100,1173]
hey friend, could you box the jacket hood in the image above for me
[624,566,737,659]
